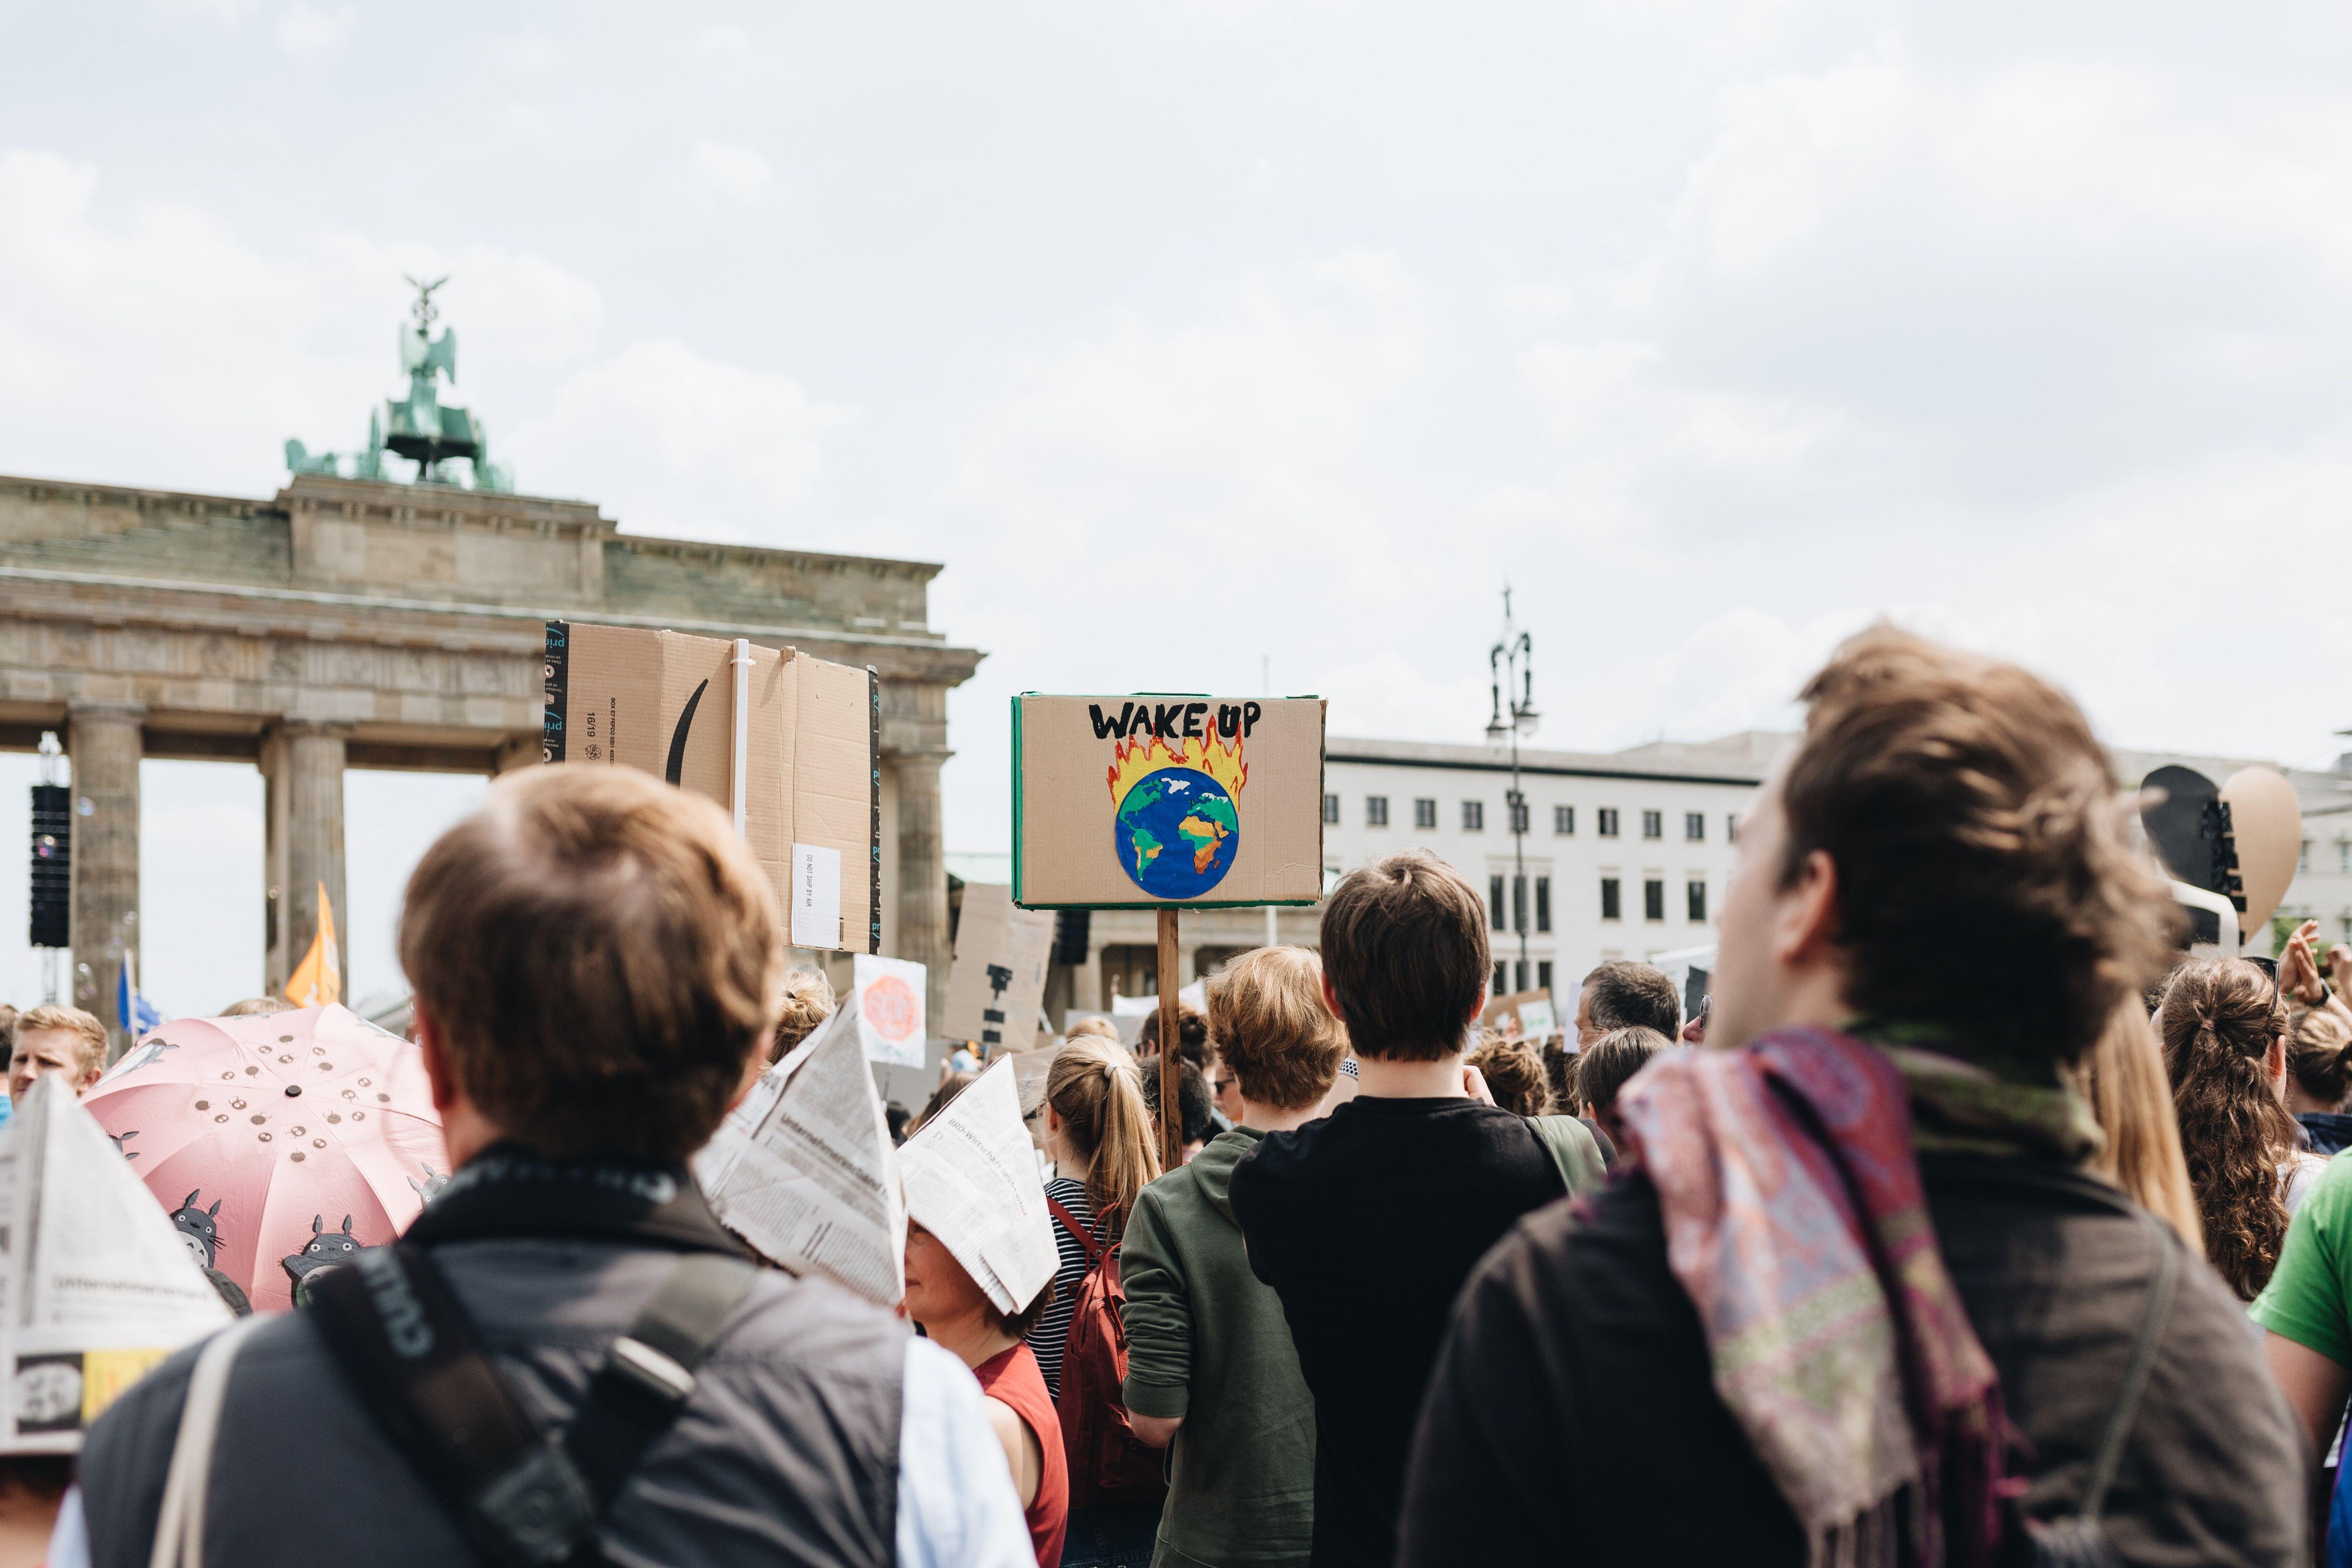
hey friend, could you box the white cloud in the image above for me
[276,0,356,56]
[508,339,850,535]
[0,149,603,495]
[682,141,774,207]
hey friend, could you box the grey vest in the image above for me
[78,1237,907,1568]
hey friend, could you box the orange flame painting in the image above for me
[1106,731,1247,811]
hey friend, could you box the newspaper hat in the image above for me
[0,1076,233,1453]
[695,990,909,1308]
[896,1057,1058,1316]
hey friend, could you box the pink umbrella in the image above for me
[84,1005,448,1312]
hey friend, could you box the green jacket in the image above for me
[1119,1127,1315,1568]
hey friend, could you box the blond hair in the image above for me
[769,969,836,1064]
[14,1005,107,1080]
[400,765,784,1162]
[2067,999,2203,1258]
[1045,1037,1161,1239]
[1207,946,1347,1112]
[1064,1016,1120,1044]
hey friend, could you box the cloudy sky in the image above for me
[5,0,2352,1014]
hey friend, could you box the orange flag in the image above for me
[285,882,341,1008]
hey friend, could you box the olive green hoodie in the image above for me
[1119,1126,1315,1568]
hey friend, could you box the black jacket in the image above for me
[1398,1154,2308,1568]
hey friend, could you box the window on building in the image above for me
[1414,797,1437,829]
[1509,796,1529,834]
[1642,810,1663,840]
[1600,877,1622,920]
[1489,874,1506,931]
[1537,960,1553,991]
[1463,800,1485,831]
[1513,874,1528,934]
[2301,840,2313,873]
[1322,793,1339,825]
[1494,963,1507,997]
[1554,804,1575,836]
[2340,840,2351,874]
[1728,813,1740,843]
[1687,880,1707,922]
[1535,876,1552,933]
[1684,812,1705,842]
[1598,808,1620,837]
[1365,795,1388,827]
[1644,879,1665,921]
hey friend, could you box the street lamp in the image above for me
[1488,589,1538,992]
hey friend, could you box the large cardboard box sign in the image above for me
[542,622,881,952]
[1012,694,1326,909]
[941,884,1056,1051]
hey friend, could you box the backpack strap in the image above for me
[2071,1212,2181,1523]
[1047,1195,1107,1267]
[309,1245,759,1567]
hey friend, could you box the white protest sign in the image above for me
[941,885,1055,1053]
[792,844,843,950]
[897,1057,1058,1315]
[695,997,907,1307]
[0,1077,232,1452]
[855,955,928,1067]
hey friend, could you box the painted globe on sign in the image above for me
[1113,768,1240,898]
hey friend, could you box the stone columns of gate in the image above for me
[67,700,144,1059]
[262,721,351,1003]
[892,750,952,1024]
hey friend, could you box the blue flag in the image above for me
[116,962,163,1037]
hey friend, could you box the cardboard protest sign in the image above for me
[855,954,928,1067]
[696,996,907,1307]
[0,1078,232,1452]
[1482,989,1559,1041]
[1012,695,1326,908]
[542,622,880,952]
[941,884,1056,1053]
[2220,767,2301,939]
[897,1057,1058,1315]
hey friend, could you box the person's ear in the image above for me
[2270,1033,2290,1088]
[1776,849,1842,968]
[414,1002,459,1116]
[1320,969,1345,1023]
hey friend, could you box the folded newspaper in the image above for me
[0,1076,233,1452]
[896,1056,1058,1316]
[695,989,908,1307]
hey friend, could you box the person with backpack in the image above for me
[1226,851,1594,1568]
[1119,946,1343,1568]
[1397,627,2306,1567]
[69,766,1034,1568]
[1030,1039,1165,1568]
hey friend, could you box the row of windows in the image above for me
[1325,793,1735,844]
[1596,877,1708,924]
[1467,872,1708,930]
[1494,960,1555,997]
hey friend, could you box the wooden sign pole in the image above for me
[1157,907,1181,1175]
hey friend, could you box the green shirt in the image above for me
[2252,1150,2352,1364]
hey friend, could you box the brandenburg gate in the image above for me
[0,285,981,1048]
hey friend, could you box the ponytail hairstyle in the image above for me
[2157,960,2293,1298]
[2287,1005,2352,1109]
[2065,1000,2202,1257]
[1045,1038,1162,1240]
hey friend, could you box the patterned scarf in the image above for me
[1614,1027,2086,1568]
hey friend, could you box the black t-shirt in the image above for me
[1228,1095,1567,1568]
[1397,1154,2309,1568]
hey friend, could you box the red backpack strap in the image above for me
[1046,1195,1104,1266]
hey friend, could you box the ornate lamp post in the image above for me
[1486,590,1539,991]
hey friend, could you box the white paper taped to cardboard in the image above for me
[792,844,842,949]
[855,954,928,1067]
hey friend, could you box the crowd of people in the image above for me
[16,626,2352,1566]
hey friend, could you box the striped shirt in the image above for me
[1025,1175,1104,1400]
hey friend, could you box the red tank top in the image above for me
[975,1341,1070,1568]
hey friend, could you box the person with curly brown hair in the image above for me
[2158,959,2322,1300]
[2284,1005,2352,1155]
[1465,1033,1551,1118]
